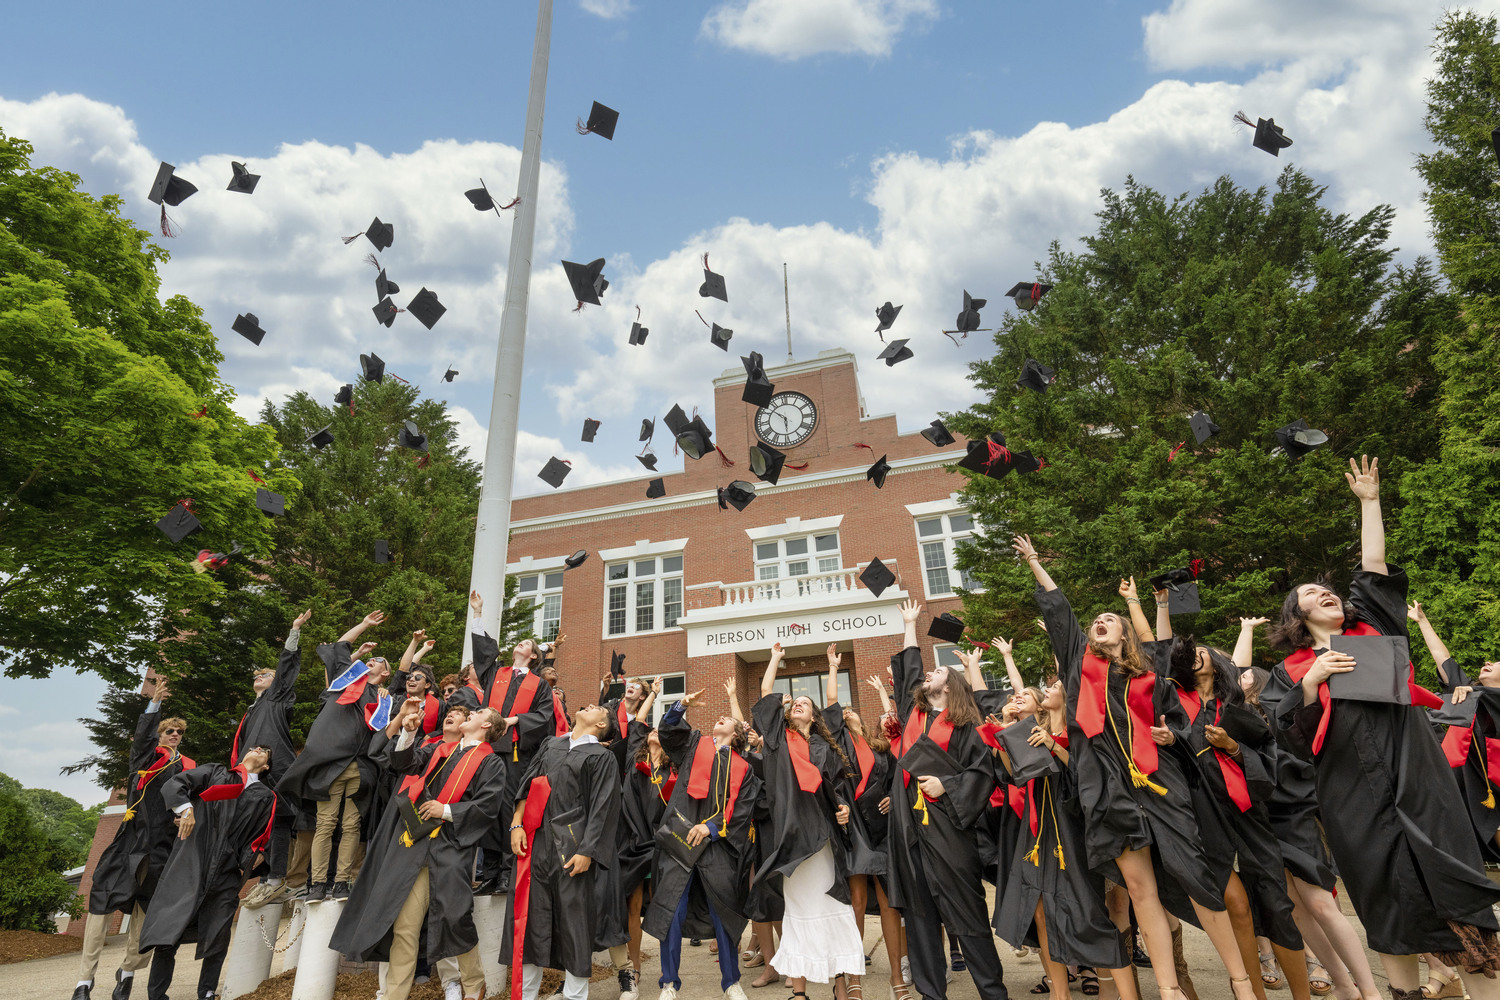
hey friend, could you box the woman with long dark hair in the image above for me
[608,676,669,1000]
[1261,456,1500,1000]
[1014,534,1258,1000]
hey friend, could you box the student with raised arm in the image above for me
[609,677,668,1000]
[1015,535,1257,1000]
[727,671,783,989]
[1261,458,1500,1000]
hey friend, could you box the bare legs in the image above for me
[751,921,781,988]
[1036,902,1072,1000]
[1115,846,1181,997]
[875,880,906,989]
[627,884,644,971]
[1287,875,1379,1000]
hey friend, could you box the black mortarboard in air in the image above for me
[666,407,714,459]
[867,454,892,489]
[537,457,572,489]
[921,419,955,448]
[334,384,353,407]
[610,650,627,679]
[442,366,458,383]
[699,256,728,302]
[307,425,335,449]
[718,481,756,512]
[956,440,995,476]
[582,418,600,442]
[955,291,986,334]
[638,451,659,471]
[397,420,428,451]
[562,258,609,306]
[360,353,385,383]
[374,540,390,564]
[749,442,786,484]
[148,161,198,206]
[226,161,260,194]
[156,502,202,543]
[231,313,266,346]
[875,301,902,336]
[464,178,515,215]
[645,478,666,499]
[859,557,896,598]
[629,321,648,346]
[1189,410,1220,446]
[741,351,775,407]
[709,323,733,351]
[877,339,913,366]
[565,549,589,569]
[1236,112,1294,156]
[1011,450,1042,475]
[1274,418,1328,460]
[577,101,619,140]
[1016,358,1055,393]
[345,217,394,252]
[376,269,400,300]
[639,419,655,443]
[927,611,965,644]
[1328,635,1412,704]
[996,719,1060,782]
[407,288,446,330]
[255,488,285,517]
[1150,564,1202,614]
[1005,282,1052,311]
[373,297,399,327]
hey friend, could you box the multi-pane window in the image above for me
[603,673,686,726]
[753,532,842,599]
[769,670,852,710]
[606,555,684,636]
[516,570,564,641]
[916,512,981,597]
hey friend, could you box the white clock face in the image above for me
[755,392,818,448]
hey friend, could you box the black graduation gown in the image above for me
[644,707,764,944]
[1260,734,1338,890]
[234,642,300,788]
[884,646,999,937]
[742,750,786,923]
[1034,588,1224,911]
[330,737,508,964]
[1430,658,1500,863]
[973,688,1017,893]
[991,738,1130,970]
[90,709,192,914]
[823,703,892,878]
[501,736,622,977]
[138,765,275,959]
[616,720,669,897]
[751,695,851,902]
[1266,566,1500,955]
[276,641,384,818]
[471,629,556,773]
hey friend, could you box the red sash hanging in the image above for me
[1176,691,1251,812]
[398,741,495,804]
[553,692,570,737]
[200,765,252,801]
[851,733,875,800]
[786,730,823,793]
[487,668,543,717]
[1284,621,1442,755]
[899,707,953,787]
[616,702,631,739]
[636,760,678,804]
[420,693,440,735]
[1120,674,1160,775]
[231,713,247,764]
[137,748,175,790]
[685,736,751,827]
[1077,651,1110,737]
[511,775,553,1000]
[335,674,369,705]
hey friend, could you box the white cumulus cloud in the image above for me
[701,0,938,60]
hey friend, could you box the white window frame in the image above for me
[932,643,1013,697]
[752,530,842,600]
[907,497,982,600]
[651,673,688,726]
[769,669,853,710]
[510,557,568,642]
[604,552,684,638]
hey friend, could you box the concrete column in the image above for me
[222,902,284,999]
[280,900,307,974]
[289,901,344,1000]
[470,893,509,996]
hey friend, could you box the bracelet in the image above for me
[1125,597,1141,605]
[1155,601,1169,608]
[508,824,522,832]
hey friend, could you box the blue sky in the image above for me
[0,0,1469,802]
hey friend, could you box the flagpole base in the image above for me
[289,900,344,1000]
[471,893,509,996]
[222,901,284,998]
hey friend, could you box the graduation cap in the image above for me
[463,177,517,215]
[147,162,197,236]
[1189,410,1220,446]
[576,101,619,140]
[741,351,775,407]
[1016,358,1055,393]
[639,418,655,443]
[708,323,733,351]
[637,452,658,472]
[1005,282,1052,311]
[859,557,896,598]
[877,339,913,366]
[921,419,955,448]
[997,720,1060,782]
[562,258,609,307]
[1150,563,1202,613]
[866,454,892,489]
[537,457,572,489]
[628,321,648,346]
[664,404,714,459]
[699,254,728,302]
[226,161,260,194]
[1010,450,1043,475]
[375,269,400,300]
[565,549,589,569]
[442,366,458,383]
[156,502,202,543]
[955,291,986,334]
[645,478,666,499]
[581,418,601,443]
[344,217,394,252]
[956,440,998,476]
[231,312,266,346]
[374,540,390,564]
[899,733,961,780]
[192,548,231,575]
[928,612,965,644]
[1328,635,1412,704]
[749,442,787,484]
[1274,418,1328,460]
[360,353,385,383]
[1235,112,1294,157]
[1429,691,1481,729]
[1215,702,1271,749]
[254,487,286,517]
[372,297,399,328]
[334,384,353,407]
[875,301,903,337]
[407,288,446,330]
[397,420,428,451]
[717,481,756,512]
[610,650,627,680]
[307,425,335,449]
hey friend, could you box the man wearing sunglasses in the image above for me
[74,677,194,1000]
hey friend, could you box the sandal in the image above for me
[848,984,863,1000]
[751,967,780,989]
[1231,976,1258,1000]
[1261,954,1285,991]
[1421,971,1463,1000]
[892,986,918,1000]
[1082,969,1100,996]
[1306,962,1333,997]
[1032,979,1052,995]
[742,948,766,968]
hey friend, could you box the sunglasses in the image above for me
[163,728,184,735]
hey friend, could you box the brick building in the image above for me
[511,347,983,725]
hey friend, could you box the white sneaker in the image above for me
[443,981,462,1000]
[658,987,678,1000]
[724,983,747,1000]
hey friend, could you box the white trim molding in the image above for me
[744,515,844,542]
[598,538,691,562]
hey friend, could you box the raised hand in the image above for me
[1240,616,1270,629]
[900,599,923,624]
[1345,455,1380,503]
[1011,534,1038,562]
[412,628,428,643]
[681,688,705,708]
[1034,617,1048,635]
[363,610,387,628]
[955,647,983,672]
[770,642,785,663]
[418,639,436,658]
[355,641,378,660]
[469,589,483,614]
[1406,602,1427,625]
[722,678,736,698]
[826,642,841,669]
[1118,577,1139,601]
[651,675,665,696]
[552,632,568,648]
[152,677,172,702]
[293,608,313,629]
[991,635,1013,656]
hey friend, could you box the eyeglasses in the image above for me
[162,728,183,735]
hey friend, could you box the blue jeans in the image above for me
[658,872,738,991]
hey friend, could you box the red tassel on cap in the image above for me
[715,446,735,468]
[160,205,179,238]
[497,197,520,210]
[703,252,711,270]
[786,462,810,471]
[247,469,265,484]
[1167,441,1186,462]
[416,454,431,469]
[1232,111,1256,129]
[853,443,874,454]
[694,309,710,328]
[389,373,410,385]
[191,405,208,419]
[1189,558,1204,578]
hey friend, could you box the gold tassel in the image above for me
[1484,784,1495,810]
[400,830,414,847]
[430,827,441,839]
[1129,763,1168,796]
[1025,841,1041,866]
[1054,842,1066,870]
[913,794,930,826]
[513,746,519,762]
[122,807,136,821]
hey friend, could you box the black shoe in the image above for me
[496,869,511,894]
[112,970,133,1000]
[471,876,498,896]
[690,938,702,947]
[1131,942,1150,967]
[951,950,967,973]
[306,882,328,903]
[72,984,92,1000]
[331,881,350,900]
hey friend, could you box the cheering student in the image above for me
[644,689,763,1000]
[1261,457,1500,1000]
[331,700,507,1000]
[884,600,1008,1000]
[604,674,652,744]
[243,610,312,908]
[539,659,572,736]
[751,643,864,1000]
[605,676,668,1000]
[503,703,622,1000]
[138,745,276,1000]
[277,610,391,902]
[724,674,785,989]
[390,631,442,738]
[74,679,193,1000]
[1015,535,1259,1000]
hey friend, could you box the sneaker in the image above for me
[200,991,217,1000]
[306,883,328,903]
[690,938,702,947]
[618,968,640,1000]
[901,957,911,984]
[443,981,462,1000]
[332,881,351,900]
[287,884,309,901]
[724,983,748,1000]
[111,970,133,1000]
[413,975,429,985]
[71,984,92,1000]
[657,988,678,1000]
[951,950,967,973]
[242,882,275,908]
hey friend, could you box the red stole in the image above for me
[553,692,570,737]
[636,760,678,804]
[786,729,823,793]
[1078,652,1159,776]
[512,775,552,1000]
[616,702,631,739]
[1284,621,1442,755]
[1442,724,1500,808]
[486,668,543,717]
[685,736,751,828]
[398,741,494,804]
[420,694,440,735]
[231,713,246,764]
[335,674,369,705]
[899,707,954,787]
[136,748,194,790]
[198,767,276,852]
[851,733,875,800]
[1177,691,1251,812]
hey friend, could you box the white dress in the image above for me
[770,840,866,982]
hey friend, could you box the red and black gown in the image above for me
[1433,657,1500,863]
[277,641,387,824]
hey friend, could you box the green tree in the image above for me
[0,128,288,684]
[951,169,1451,681]
[0,780,81,930]
[1391,10,1500,666]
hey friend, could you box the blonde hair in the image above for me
[157,716,187,736]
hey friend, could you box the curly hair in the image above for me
[1167,636,1241,705]
[1267,578,1350,650]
